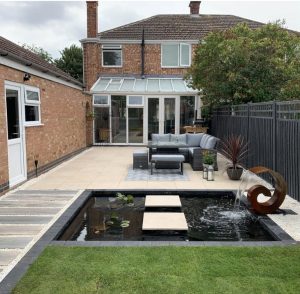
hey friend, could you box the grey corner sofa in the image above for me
[150,133,220,171]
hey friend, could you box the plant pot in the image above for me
[227,167,243,180]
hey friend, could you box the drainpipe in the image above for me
[141,28,145,79]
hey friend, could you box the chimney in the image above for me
[189,1,201,15]
[87,1,98,38]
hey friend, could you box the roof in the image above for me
[91,77,198,95]
[0,36,82,87]
[99,14,265,40]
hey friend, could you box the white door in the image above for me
[5,85,27,187]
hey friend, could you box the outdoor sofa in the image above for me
[150,133,220,171]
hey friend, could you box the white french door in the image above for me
[5,84,27,187]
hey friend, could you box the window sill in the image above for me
[102,65,123,68]
[161,66,190,69]
[24,123,44,127]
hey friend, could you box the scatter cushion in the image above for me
[200,134,210,148]
[187,133,204,147]
[204,136,218,149]
[170,134,187,144]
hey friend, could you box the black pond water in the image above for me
[58,194,274,241]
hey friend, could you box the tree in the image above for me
[22,44,54,63]
[187,22,300,108]
[55,45,83,82]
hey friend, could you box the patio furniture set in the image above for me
[133,133,220,175]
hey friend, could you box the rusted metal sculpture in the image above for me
[247,166,287,214]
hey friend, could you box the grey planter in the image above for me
[227,167,243,180]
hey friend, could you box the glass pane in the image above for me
[172,79,186,92]
[148,98,159,140]
[106,82,121,91]
[147,79,160,92]
[94,107,110,143]
[180,44,190,66]
[120,79,135,91]
[160,79,173,92]
[111,96,127,143]
[93,78,110,91]
[134,79,147,92]
[180,96,195,133]
[103,50,122,66]
[128,108,143,143]
[164,98,175,134]
[128,96,143,105]
[94,95,108,105]
[6,89,20,140]
[25,105,39,122]
[162,44,179,67]
[26,90,39,101]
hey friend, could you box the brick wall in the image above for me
[84,42,197,90]
[0,64,91,190]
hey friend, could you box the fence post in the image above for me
[272,101,277,171]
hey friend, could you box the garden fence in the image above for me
[211,100,300,202]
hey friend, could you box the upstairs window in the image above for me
[102,45,122,67]
[161,43,191,68]
[24,86,41,125]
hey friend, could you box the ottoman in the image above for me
[133,150,148,169]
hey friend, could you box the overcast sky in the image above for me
[0,0,300,59]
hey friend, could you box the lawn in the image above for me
[13,246,300,294]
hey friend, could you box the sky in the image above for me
[0,0,300,59]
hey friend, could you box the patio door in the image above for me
[147,97,179,140]
[5,85,27,187]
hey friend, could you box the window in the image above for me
[161,43,191,67]
[24,87,41,125]
[128,96,143,106]
[94,95,109,106]
[102,45,122,67]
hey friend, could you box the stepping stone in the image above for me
[142,213,188,231]
[145,195,182,208]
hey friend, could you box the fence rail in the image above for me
[211,100,300,202]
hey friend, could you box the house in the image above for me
[0,36,90,193]
[81,1,264,145]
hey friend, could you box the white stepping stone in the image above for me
[145,195,181,207]
[142,212,188,231]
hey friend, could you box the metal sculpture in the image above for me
[247,166,287,214]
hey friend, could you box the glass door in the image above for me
[128,108,143,143]
[111,96,127,143]
[163,98,176,134]
[147,98,159,140]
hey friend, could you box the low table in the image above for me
[150,154,185,175]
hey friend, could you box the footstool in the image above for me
[133,150,148,169]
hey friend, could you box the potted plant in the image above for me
[203,152,214,168]
[220,135,248,180]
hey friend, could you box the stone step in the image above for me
[0,207,60,216]
[0,237,33,249]
[145,195,181,208]
[0,216,52,225]
[0,225,43,235]
[142,212,188,231]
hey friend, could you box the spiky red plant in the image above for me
[220,135,249,169]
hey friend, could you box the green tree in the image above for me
[55,45,83,82]
[187,22,300,108]
[22,44,54,63]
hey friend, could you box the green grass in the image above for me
[13,246,300,294]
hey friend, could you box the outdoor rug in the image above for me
[125,168,189,181]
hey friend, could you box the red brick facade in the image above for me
[0,64,91,191]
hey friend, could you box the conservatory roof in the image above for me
[90,77,198,94]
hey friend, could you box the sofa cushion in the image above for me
[170,134,187,144]
[152,134,170,144]
[204,136,218,149]
[200,134,210,148]
[187,133,204,147]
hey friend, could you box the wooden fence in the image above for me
[211,101,300,201]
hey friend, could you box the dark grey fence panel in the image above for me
[211,100,300,202]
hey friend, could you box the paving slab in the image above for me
[0,216,52,224]
[0,251,20,266]
[0,237,33,249]
[0,207,60,216]
[145,195,181,207]
[0,201,65,208]
[11,190,77,195]
[0,225,43,235]
[5,195,72,202]
[142,213,188,231]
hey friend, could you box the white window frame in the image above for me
[161,43,191,68]
[127,95,144,107]
[102,45,123,68]
[24,86,41,126]
[93,94,110,106]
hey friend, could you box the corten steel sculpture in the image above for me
[247,166,287,214]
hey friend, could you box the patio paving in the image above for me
[0,146,300,283]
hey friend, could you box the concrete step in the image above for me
[145,195,181,208]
